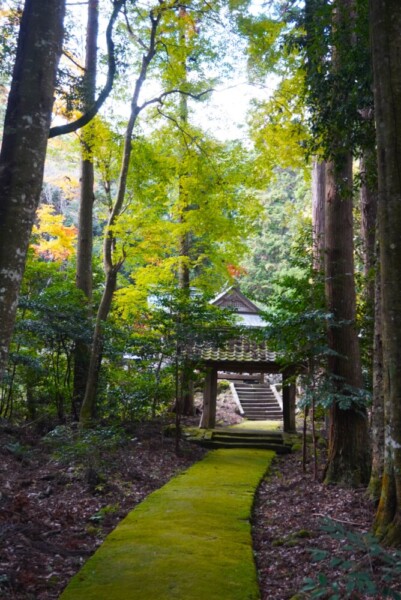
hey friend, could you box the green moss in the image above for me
[367,474,382,503]
[271,538,285,547]
[217,380,230,392]
[294,529,312,539]
[271,530,312,548]
[60,449,274,600]
[233,420,282,431]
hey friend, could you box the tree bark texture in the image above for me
[73,0,99,417]
[177,23,194,416]
[324,157,370,486]
[360,151,378,383]
[199,368,217,429]
[370,0,401,544]
[282,369,296,434]
[312,160,326,270]
[369,259,384,501]
[0,0,65,380]
[360,152,378,289]
[79,269,117,425]
[76,0,98,301]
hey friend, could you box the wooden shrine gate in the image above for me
[195,287,297,433]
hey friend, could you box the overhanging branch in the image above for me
[139,87,213,111]
[49,0,125,138]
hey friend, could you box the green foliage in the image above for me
[294,0,375,159]
[0,3,21,80]
[44,424,126,465]
[259,232,331,409]
[249,71,311,179]
[103,366,174,421]
[302,520,401,599]
[113,285,239,425]
[0,252,92,421]
[241,169,311,302]
[111,126,257,306]
[89,504,120,523]
[254,223,370,413]
[125,286,239,366]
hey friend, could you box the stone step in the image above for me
[240,400,279,406]
[213,434,283,444]
[243,416,282,420]
[236,386,274,390]
[216,429,283,438]
[234,381,270,389]
[242,406,279,410]
[237,392,277,402]
[199,440,291,453]
[242,409,281,413]
[240,397,277,401]
[236,391,274,395]
[242,406,282,412]
[243,414,282,419]
[243,413,282,419]
[233,381,283,422]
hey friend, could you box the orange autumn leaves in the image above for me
[32,205,77,261]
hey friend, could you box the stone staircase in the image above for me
[234,382,283,421]
[197,428,291,453]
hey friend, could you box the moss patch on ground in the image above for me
[60,449,274,600]
[232,420,282,431]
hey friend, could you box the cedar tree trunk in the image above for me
[177,16,194,416]
[369,256,384,501]
[0,0,65,380]
[312,160,326,270]
[370,0,401,544]
[324,156,370,486]
[72,0,99,418]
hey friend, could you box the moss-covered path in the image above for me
[60,447,275,600]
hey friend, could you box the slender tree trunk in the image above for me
[360,152,383,502]
[312,160,326,270]
[369,257,384,501]
[0,0,65,380]
[72,0,99,418]
[370,0,401,544]
[79,269,117,425]
[177,18,194,416]
[79,11,161,426]
[360,152,377,297]
[323,156,370,486]
[360,151,378,379]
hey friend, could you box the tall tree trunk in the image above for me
[72,0,99,418]
[0,0,65,380]
[79,11,161,426]
[360,151,378,379]
[360,151,383,502]
[369,256,384,501]
[312,159,326,270]
[177,13,194,416]
[79,269,117,425]
[370,0,401,545]
[323,156,371,486]
[360,152,377,296]
[178,105,195,417]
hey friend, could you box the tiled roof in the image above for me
[193,337,276,363]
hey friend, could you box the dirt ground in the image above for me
[1,389,398,600]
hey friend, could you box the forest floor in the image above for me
[1,390,397,600]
